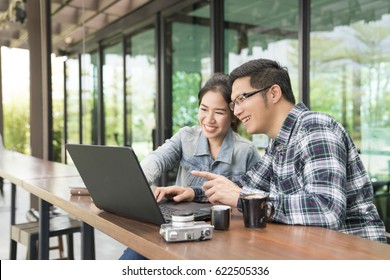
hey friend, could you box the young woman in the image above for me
[119,73,261,259]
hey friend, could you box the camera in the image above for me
[160,211,214,242]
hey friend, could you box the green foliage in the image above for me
[3,100,29,153]
[172,71,201,133]
[52,97,64,162]
[309,20,390,178]
[310,21,390,133]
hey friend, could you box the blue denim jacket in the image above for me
[141,126,261,202]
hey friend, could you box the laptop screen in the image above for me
[66,144,211,225]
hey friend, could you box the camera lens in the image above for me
[171,211,195,227]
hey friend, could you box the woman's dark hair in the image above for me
[228,59,296,104]
[198,73,238,131]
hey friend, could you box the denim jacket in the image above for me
[141,126,261,202]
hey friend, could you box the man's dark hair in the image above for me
[228,59,296,104]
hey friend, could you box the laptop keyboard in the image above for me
[159,204,209,220]
[159,204,179,218]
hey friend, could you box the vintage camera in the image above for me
[160,211,214,242]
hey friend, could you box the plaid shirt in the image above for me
[237,103,387,243]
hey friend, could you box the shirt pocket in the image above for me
[275,174,303,195]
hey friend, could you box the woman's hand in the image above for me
[153,186,195,202]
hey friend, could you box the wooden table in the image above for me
[0,150,79,184]
[23,176,390,260]
[0,150,94,260]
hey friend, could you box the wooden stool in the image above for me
[10,216,81,260]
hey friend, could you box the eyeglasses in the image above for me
[229,85,272,111]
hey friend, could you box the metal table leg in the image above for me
[9,183,17,259]
[81,222,95,260]
[38,199,50,260]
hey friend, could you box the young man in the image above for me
[192,59,386,243]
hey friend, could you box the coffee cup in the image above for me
[211,205,231,230]
[239,193,275,228]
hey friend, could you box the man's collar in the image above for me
[274,102,308,146]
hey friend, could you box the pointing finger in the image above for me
[191,170,219,180]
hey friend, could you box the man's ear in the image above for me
[270,85,282,104]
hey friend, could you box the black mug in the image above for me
[211,205,231,230]
[240,194,275,228]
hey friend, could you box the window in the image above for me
[166,1,212,134]
[0,47,30,154]
[103,43,124,146]
[311,0,390,180]
[125,27,157,160]
[65,57,79,144]
[81,52,99,145]
[51,54,66,162]
[224,0,299,145]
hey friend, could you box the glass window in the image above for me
[103,43,124,146]
[81,52,99,145]
[51,54,66,162]
[310,0,390,181]
[166,1,212,134]
[65,57,79,163]
[1,47,30,154]
[224,0,299,145]
[125,27,156,160]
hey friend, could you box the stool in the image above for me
[10,216,81,259]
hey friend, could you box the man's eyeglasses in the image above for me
[229,85,272,111]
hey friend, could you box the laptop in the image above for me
[66,144,211,225]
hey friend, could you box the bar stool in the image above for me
[10,215,81,259]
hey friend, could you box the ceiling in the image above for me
[0,0,389,54]
[0,0,151,51]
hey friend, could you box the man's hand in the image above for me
[191,171,241,207]
[153,186,195,203]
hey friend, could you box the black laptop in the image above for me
[66,144,211,225]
